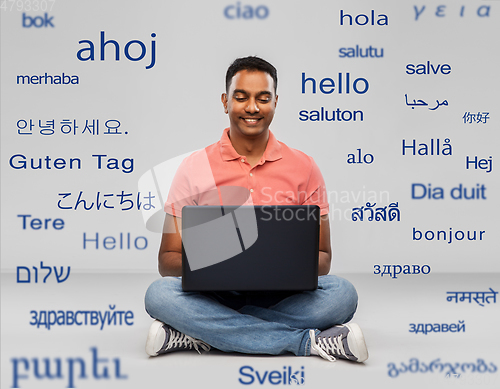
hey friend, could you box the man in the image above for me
[144,56,368,362]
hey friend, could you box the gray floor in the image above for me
[1,272,499,388]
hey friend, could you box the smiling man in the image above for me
[221,67,276,165]
[144,56,368,363]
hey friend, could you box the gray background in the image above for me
[1,1,499,388]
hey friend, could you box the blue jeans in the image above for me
[144,275,358,356]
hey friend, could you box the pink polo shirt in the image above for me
[165,128,329,217]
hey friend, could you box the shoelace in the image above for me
[309,329,347,362]
[164,328,211,354]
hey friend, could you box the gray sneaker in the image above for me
[145,320,211,357]
[309,323,368,362]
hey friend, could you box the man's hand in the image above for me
[318,214,332,276]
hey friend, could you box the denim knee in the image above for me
[336,276,358,323]
[144,277,181,318]
[318,275,358,325]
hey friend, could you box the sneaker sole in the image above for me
[145,320,166,357]
[344,323,368,363]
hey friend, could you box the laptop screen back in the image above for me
[181,205,320,292]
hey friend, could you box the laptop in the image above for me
[181,205,320,292]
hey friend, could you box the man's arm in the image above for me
[158,214,183,276]
[318,214,332,276]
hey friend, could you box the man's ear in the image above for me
[275,94,278,108]
[221,93,228,114]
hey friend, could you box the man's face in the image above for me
[222,70,278,138]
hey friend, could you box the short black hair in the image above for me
[225,56,278,94]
